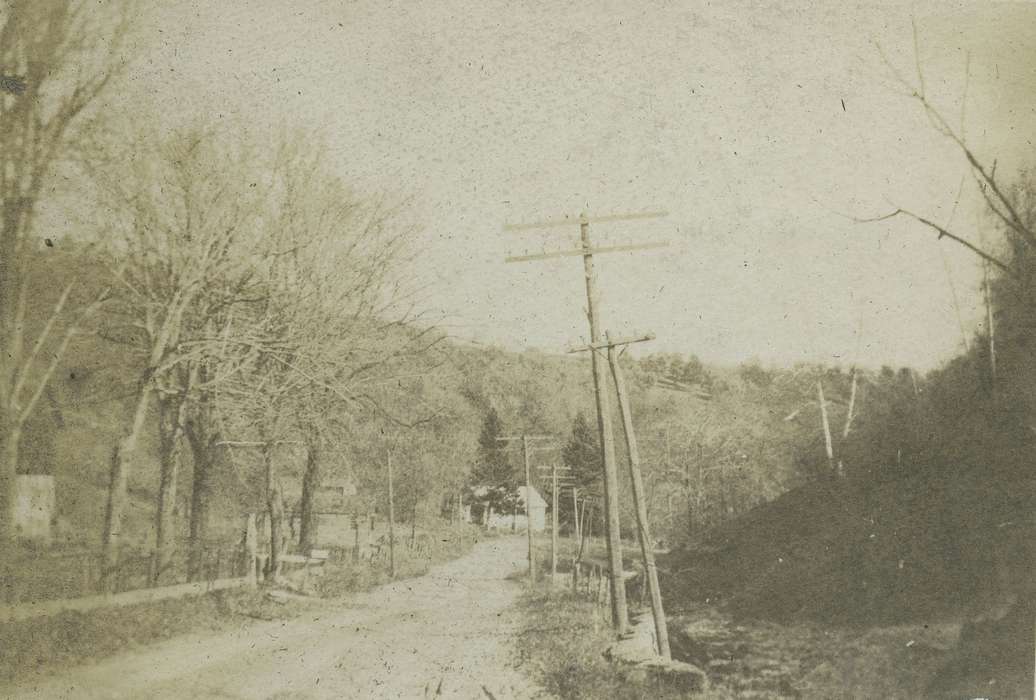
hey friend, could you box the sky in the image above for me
[115,0,1036,370]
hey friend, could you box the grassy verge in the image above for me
[514,586,722,700]
[0,586,313,684]
[0,521,481,684]
[315,521,480,596]
[517,534,952,698]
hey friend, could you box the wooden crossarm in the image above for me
[503,210,668,232]
[567,332,655,353]
[505,241,668,263]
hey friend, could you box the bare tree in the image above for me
[210,137,443,571]
[859,23,1035,272]
[150,362,197,583]
[0,1,130,542]
[97,129,264,589]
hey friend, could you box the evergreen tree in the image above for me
[470,407,517,518]
[563,411,601,489]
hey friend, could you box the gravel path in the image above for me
[4,537,550,700]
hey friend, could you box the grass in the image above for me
[516,531,955,699]
[0,586,313,684]
[513,585,957,700]
[514,586,726,700]
[314,521,480,597]
[0,520,481,685]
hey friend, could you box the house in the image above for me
[516,486,547,532]
[14,474,54,543]
[288,479,366,548]
[469,485,547,532]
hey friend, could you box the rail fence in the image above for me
[0,514,452,623]
[0,541,249,606]
[571,556,642,612]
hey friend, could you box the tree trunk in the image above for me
[817,381,836,476]
[298,442,322,552]
[268,485,284,581]
[150,388,190,585]
[984,258,997,401]
[187,445,218,581]
[410,506,417,548]
[101,383,152,593]
[0,418,22,544]
[262,442,285,581]
[185,398,220,582]
[0,210,24,546]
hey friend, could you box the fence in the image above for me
[0,515,454,623]
[571,556,641,612]
[0,515,258,622]
[0,541,249,606]
[255,528,435,578]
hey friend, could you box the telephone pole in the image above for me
[498,434,554,581]
[387,451,396,579]
[570,330,671,658]
[538,464,573,580]
[505,209,668,634]
[571,486,580,542]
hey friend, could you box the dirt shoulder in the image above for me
[3,536,550,699]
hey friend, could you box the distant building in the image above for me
[14,475,55,543]
[288,479,364,549]
[516,486,547,532]
[468,485,546,532]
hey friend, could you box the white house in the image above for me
[14,474,55,543]
[516,486,547,532]
[472,485,547,532]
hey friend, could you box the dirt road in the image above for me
[5,537,550,700]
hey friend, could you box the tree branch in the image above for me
[852,208,1013,275]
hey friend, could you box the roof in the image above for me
[469,485,547,509]
[516,486,547,509]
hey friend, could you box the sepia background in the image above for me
[2,1,1036,698]
[114,0,1036,369]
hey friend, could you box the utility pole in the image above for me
[571,330,671,659]
[505,209,668,634]
[608,333,670,658]
[387,452,396,579]
[498,434,554,582]
[580,498,596,560]
[538,464,573,582]
[571,486,579,542]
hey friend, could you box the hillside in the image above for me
[28,304,816,556]
[660,419,1036,696]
